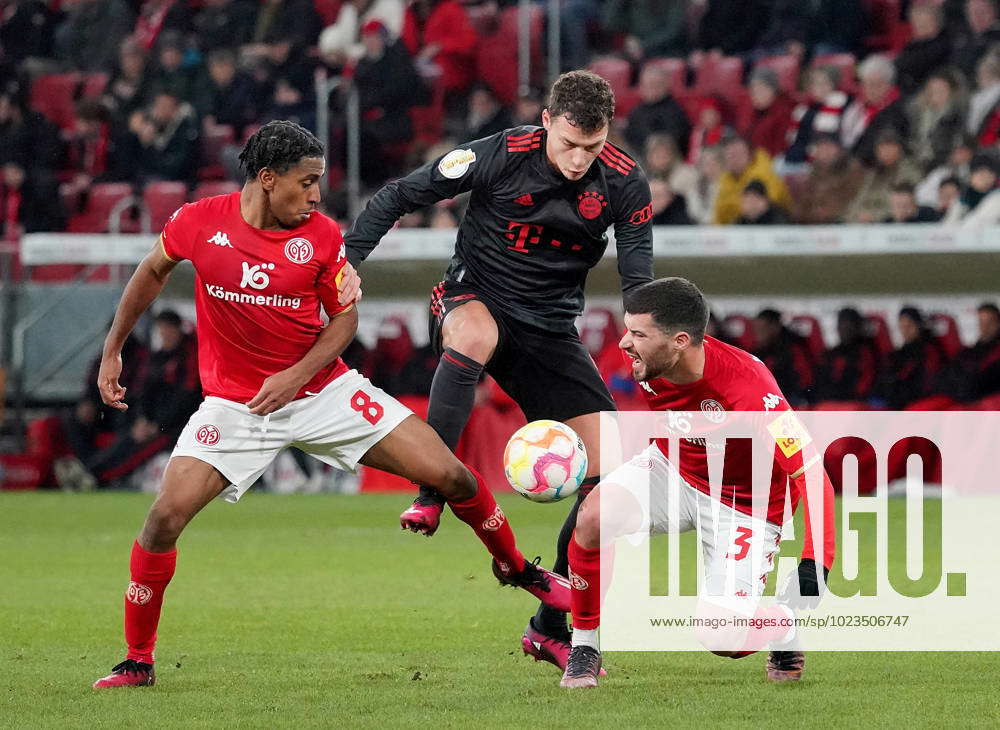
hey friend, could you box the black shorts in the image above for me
[429,280,616,423]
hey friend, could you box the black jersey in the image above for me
[344,126,654,332]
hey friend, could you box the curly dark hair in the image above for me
[238,120,325,180]
[624,277,709,345]
[546,70,615,133]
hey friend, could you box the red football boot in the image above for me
[492,557,572,613]
[93,659,155,689]
[522,619,607,675]
[400,494,445,536]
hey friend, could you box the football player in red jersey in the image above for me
[91,121,570,689]
[560,278,836,688]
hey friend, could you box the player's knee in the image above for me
[574,492,601,549]
[142,503,189,549]
[433,460,476,501]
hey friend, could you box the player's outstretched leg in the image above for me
[365,415,569,611]
[400,300,495,536]
[93,457,227,689]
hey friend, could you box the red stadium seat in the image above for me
[199,124,236,181]
[81,73,109,98]
[789,315,826,363]
[721,313,756,351]
[67,182,135,233]
[192,181,239,201]
[754,55,801,94]
[588,56,632,96]
[143,181,188,233]
[811,53,858,93]
[929,313,963,359]
[692,55,743,97]
[864,313,894,362]
[313,0,342,25]
[476,5,544,105]
[644,57,688,96]
[30,73,80,130]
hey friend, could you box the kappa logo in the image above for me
[208,231,232,247]
[126,582,153,605]
[762,393,783,411]
[240,261,275,290]
[482,504,506,532]
[196,424,220,445]
[284,237,313,264]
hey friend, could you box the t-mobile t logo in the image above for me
[240,261,275,290]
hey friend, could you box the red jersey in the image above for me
[161,192,352,403]
[640,336,834,568]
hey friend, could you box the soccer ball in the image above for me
[503,420,588,503]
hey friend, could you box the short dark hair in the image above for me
[756,308,783,326]
[978,302,1000,318]
[546,70,614,133]
[155,309,183,328]
[624,277,710,345]
[891,182,916,196]
[239,120,324,180]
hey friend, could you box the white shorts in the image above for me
[171,369,412,502]
[603,443,782,606]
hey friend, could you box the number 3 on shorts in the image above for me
[726,526,753,561]
[350,390,384,426]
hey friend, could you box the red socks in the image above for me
[447,468,525,575]
[568,534,602,630]
[124,540,176,664]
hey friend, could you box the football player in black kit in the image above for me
[344,70,653,672]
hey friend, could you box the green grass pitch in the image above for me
[2,492,999,729]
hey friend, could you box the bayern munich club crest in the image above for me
[700,399,726,424]
[126,581,153,605]
[284,237,314,264]
[577,191,607,220]
[196,424,221,446]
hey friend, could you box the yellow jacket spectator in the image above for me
[713,137,791,224]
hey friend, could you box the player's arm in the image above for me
[611,169,654,294]
[97,237,178,411]
[343,131,507,266]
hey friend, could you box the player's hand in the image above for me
[246,368,309,415]
[778,558,830,611]
[338,262,362,306]
[97,353,128,411]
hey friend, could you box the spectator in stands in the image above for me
[686,97,728,165]
[945,152,1000,225]
[194,0,260,55]
[0,162,64,237]
[0,89,61,174]
[53,0,135,73]
[695,0,769,57]
[133,0,193,52]
[791,132,863,223]
[402,0,477,97]
[197,48,260,137]
[121,90,200,183]
[907,69,966,174]
[967,49,1000,140]
[743,67,794,159]
[603,0,689,61]
[558,0,602,71]
[249,0,322,50]
[884,182,940,222]
[262,75,316,132]
[62,99,117,214]
[461,83,512,141]
[751,0,812,61]
[319,0,404,66]
[736,178,789,224]
[649,178,693,224]
[814,307,879,403]
[936,302,1000,402]
[691,144,724,225]
[0,0,56,66]
[624,62,691,159]
[512,87,543,126]
[809,0,865,56]
[935,175,963,216]
[713,135,791,224]
[896,3,953,96]
[841,55,908,165]
[784,66,851,167]
[877,306,945,409]
[61,309,200,489]
[845,129,921,223]
[752,308,814,406]
[644,133,701,218]
[915,135,973,207]
[147,31,209,106]
[427,204,459,228]
[104,38,153,125]
[951,0,1000,79]
[368,315,415,396]
[353,19,427,182]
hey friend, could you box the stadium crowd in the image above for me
[7,0,1000,231]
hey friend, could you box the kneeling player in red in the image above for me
[91,121,569,689]
[559,278,836,689]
